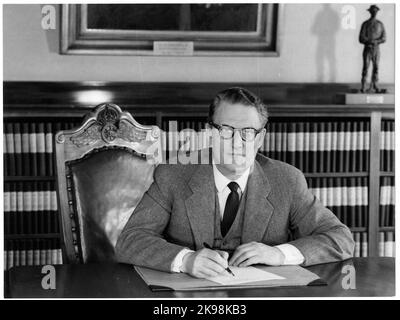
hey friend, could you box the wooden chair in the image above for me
[55,103,160,263]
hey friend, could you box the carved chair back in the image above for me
[55,103,160,263]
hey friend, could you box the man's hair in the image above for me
[208,87,269,126]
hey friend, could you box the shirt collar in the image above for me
[212,161,250,194]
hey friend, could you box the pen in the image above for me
[203,242,235,277]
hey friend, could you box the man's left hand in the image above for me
[229,242,285,267]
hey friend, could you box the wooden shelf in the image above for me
[379,226,395,232]
[350,227,368,232]
[4,176,56,182]
[5,234,61,240]
[380,172,395,177]
[304,172,369,178]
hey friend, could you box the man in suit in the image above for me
[116,87,354,278]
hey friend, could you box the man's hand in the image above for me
[182,249,229,278]
[229,242,284,267]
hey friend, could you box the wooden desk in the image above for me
[5,258,395,298]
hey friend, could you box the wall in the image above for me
[3,3,395,83]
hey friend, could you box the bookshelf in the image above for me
[3,82,395,269]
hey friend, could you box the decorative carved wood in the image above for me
[55,103,160,263]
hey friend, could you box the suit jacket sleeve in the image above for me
[287,169,355,266]
[115,165,186,272]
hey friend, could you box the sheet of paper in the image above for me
[206,266,285,286]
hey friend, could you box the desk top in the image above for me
[5,258,395,298]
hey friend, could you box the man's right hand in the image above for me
[181,249,229,278]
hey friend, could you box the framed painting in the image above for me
[61,3,282,56]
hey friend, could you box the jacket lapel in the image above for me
[184,164,216,250]
[241,160,275,243]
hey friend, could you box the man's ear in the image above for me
[256,128,266,150]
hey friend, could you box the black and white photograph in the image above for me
[1,1,397,305]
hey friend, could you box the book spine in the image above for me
[356,177,363,228]
[319,178,326,207]
[52,239,58,264]
[276,122,283,162]
[310,123,318,173]
[9,183,17,234]
[281,122,287,163]
[327,178,334,215]
[361,232,368,257]
[17,182,24,235]
[386,121,392,172]
[349,178,356,228]
[40,239,47,265]
[23,182,32,234]
[45,122,54,176]
[384,232,394,257]
[354,232,360,257]
[22,123,30,175]
[6,123,16,176]
[358,121,365,172]
[337,122,345,172]
[32,181,39,234]
[27,240,34,266]
[344,122,351,172]
[38,182,45,234]
[325,122,332,173]
[303,122,310,172]
[341,177,348,226]
[20,240,27,266]
[390,121,395,172]
[365,121,370,171]
[30,123,38,176]
[14,123,23,176]
[350,121,358,172]
[362,177,368,228]
[37,122,46,176]
[33,240,40,266]
[44,182,52,234]
[8,241,14,269]
[288,123,296,166]
[317,122,325,172]
[296,122,304,171]
[390,178,395,227]
[331,122,338,172]
[331,178,339,221]
[4,184,11,235]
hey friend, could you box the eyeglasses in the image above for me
[209,122,264,142]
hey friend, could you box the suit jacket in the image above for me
[116,151,355,272]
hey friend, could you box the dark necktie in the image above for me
[221,182,240,237]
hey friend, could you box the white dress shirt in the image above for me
[171,164,305,272]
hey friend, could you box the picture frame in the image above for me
[60,4,283,56]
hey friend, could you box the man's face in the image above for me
[211,102,266,176]
[370,9,378,17]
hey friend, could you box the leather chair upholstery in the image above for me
[55,104,160,263]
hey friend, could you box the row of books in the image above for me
[3,117,156,177]
[378,232,396,257]
[351,231,395,257]
[4,239,63,270]
[160,119,373,172]
[307,177,368,228]
[380,120,395,172]
[3,121,79,177]
[261,121,371,173]
[379,177,395,227]
[4,182,59,235]
[5,118,393,176]
[352,232,368,257]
